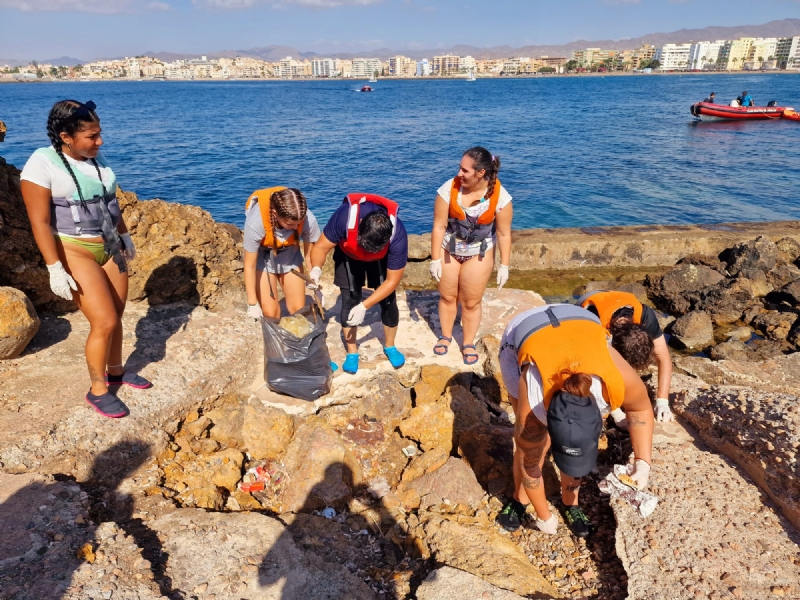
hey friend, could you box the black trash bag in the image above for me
[261,304,333,401]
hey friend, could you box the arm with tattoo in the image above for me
[610,346,655,466]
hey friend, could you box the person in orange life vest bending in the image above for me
[242,187,320,320]
[429,147,513,365]
[309,193,408,374]
[578,291,673,423]
[495,304,654,538]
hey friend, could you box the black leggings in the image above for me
[339,287,399,328]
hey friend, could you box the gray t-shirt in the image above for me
[243,202,320,253]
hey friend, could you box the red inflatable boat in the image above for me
[690,101,789,121]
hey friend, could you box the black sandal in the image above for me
[433,335,452,356]
[462,344,480,365]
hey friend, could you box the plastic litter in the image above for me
[278,314,314,339]
[598,464,659,518]
[321,507,336,519]
[401,445,418,457]
[262,304,333,401]
[237,461,288,497]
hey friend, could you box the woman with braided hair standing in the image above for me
[20,100,149,419]
[429,146,514,364]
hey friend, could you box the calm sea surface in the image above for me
[1,74,799,234]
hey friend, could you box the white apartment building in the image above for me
[688,40,726,70]
[351,58,381,78]
[655,43,692,70]
[312,58,336,77]
[719,38,754,70]
[416,59,430,76]
[388,55,415,77]
[459,55,476,72]
[431,55,460,75]
[776,36,800,69]
[744,37,779,69]
[279,57,294,78]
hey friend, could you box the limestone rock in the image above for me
[725,326,753,342]
[670,311,714,350]
[177,486,225,510]
[767,263,800,289]
[645,264,724,315]
[401,457,484,509]
[241,403,294,461]
[676,253,725,272]
[775,236,800,265]
[0,287,40,359]
[775,279,800,306]
[674,352,800,395]
[710,340,753,362]
[280,417,362,513]
[349,374,412,431]
[417,566,529,600]
[414,364,461,405]
[398,402,455,454]
[407,233,432,260]
[751,311,798,341]
[400,447,450,485]
[423,517,559,598]
[206,404,246,447]
[150,509,377,599]
[209,448,245,491]
[720,236,778,276]
[458,424,514,497]
[479,334,508,405]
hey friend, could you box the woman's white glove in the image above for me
[309,266,322,289]
[120,232,136,261]
[654,398,674,422]
[497,264,510,289]
[346,302,367,326]
[247,304,263,320]
[610,407,628,430]
[46,261,78,301]
[429,258,442,282]
[626,459,651,490]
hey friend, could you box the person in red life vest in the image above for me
[242,187,320,320]
[429,147,513,365]
[578,291,674,423]
[309,193,408,374]
[495,304,654,537]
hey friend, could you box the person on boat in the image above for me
[20,100,150,419]
[578,290,673,423]
[309,193,408,374]
[243,187,320,320]
[495,304,654,537]
[740,91,754,107]
[429,147,513,365]
[703,92,716,104]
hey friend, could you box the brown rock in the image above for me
[206,403,246,447]
[447,385,490,438]
[776,236,800,264]
[241,403,294,461]
[645,264,725,315]
[670,310,714,350]
[699,276,758,325]
[478,334,508,404]
[181,415,210,438]
[400,447,450,485]
[751,311,798,341]
[401,457,485,509]
[776,280,800,306]
[209,448,245,491]
[399,488,421,511]
[767,264,800,289]
[349,374,412,431]
[458,424,514,496]
[720,236,778,276]
[0,287,40,359]
[177,487,224,510]
[398,402,455,453]
[710,340,752,362]
[414,364,460,405]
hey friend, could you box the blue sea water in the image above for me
[1,74,799,235]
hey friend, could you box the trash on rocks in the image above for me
[278,314,314,339]
[402,445,418,457]
[598,464,659,518]
[321,507,336,519]
[237,461,288,498]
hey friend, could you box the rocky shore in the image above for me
[2,158,800,600]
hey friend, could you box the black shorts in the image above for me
[333,246,388,291]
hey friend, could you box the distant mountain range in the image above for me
[3,19,798,66]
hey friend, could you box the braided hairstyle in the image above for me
[463,146,501,200]
[46,100,103,205]
[269,188,307,251]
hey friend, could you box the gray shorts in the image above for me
[499,333,521,401]
[256,246,304,275]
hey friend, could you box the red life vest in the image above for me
[337,193,399,262]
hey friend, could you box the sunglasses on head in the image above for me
[73,100,97,118]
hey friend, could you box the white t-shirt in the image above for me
[243,202,321,253]
[436,178,512,256]
[21,148,116,238]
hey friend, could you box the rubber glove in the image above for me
[655,398,674,422]
[246,304,263,320]
[429,258,442,282]
[346,302,367,326]
[497,264,510,289]
[610,407,628,430]
[309,266,322,288]
[120,232,136,261]
[535,513,558,535]
[46,261,77,301]
[627,459,651,490]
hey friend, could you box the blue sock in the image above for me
[342,353,359,374]
[383,346,405,369]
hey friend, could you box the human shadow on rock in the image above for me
[258,462,409,599]
[0,441,159,600]
[125,256,200,372]
[22,315,72,354]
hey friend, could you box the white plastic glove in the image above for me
[654,398,674,422]
[626,459,651,490]
[496,264,510,289]
[610,407,628,430]
[246,304,263,320]
[309,266,322,289]
[535,512,558,535]
[46,261,78,301]
[429,258,442,282]
[120,232,136,261]
[346,302,367,326]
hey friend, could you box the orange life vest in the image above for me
[338,193,399,262]
[245,186,304,250]
[514,304,625,411]
[446,177,502,257]
[578,291,643,331]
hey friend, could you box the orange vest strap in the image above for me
[245,187,303,250]
[579,291,643,330]
[448,177,502,224]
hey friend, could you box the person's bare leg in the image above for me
[436,251,461,344]
[456,248,495,354]
[384,325,397,347]
[279,271,308,315]
[101,254,129,377]
[256,269,281,319]
[343,326,358,354]
[561,474,582,506]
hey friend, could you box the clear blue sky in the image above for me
[0,0,797,62]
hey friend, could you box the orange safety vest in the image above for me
[446,177,502,257]
[448,176,502,223]
[514,305,626,411]
[578,291,643,331]
[245,186,304,250]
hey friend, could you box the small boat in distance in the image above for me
[466,69,476,81]
[369,75,377,83]
[360,85,373,92]
[690,101,789,121]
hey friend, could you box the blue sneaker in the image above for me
[342,353,359,374]
[383,346,405,369]
[330,361,339,372]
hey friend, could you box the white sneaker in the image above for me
[535,513,558,535]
